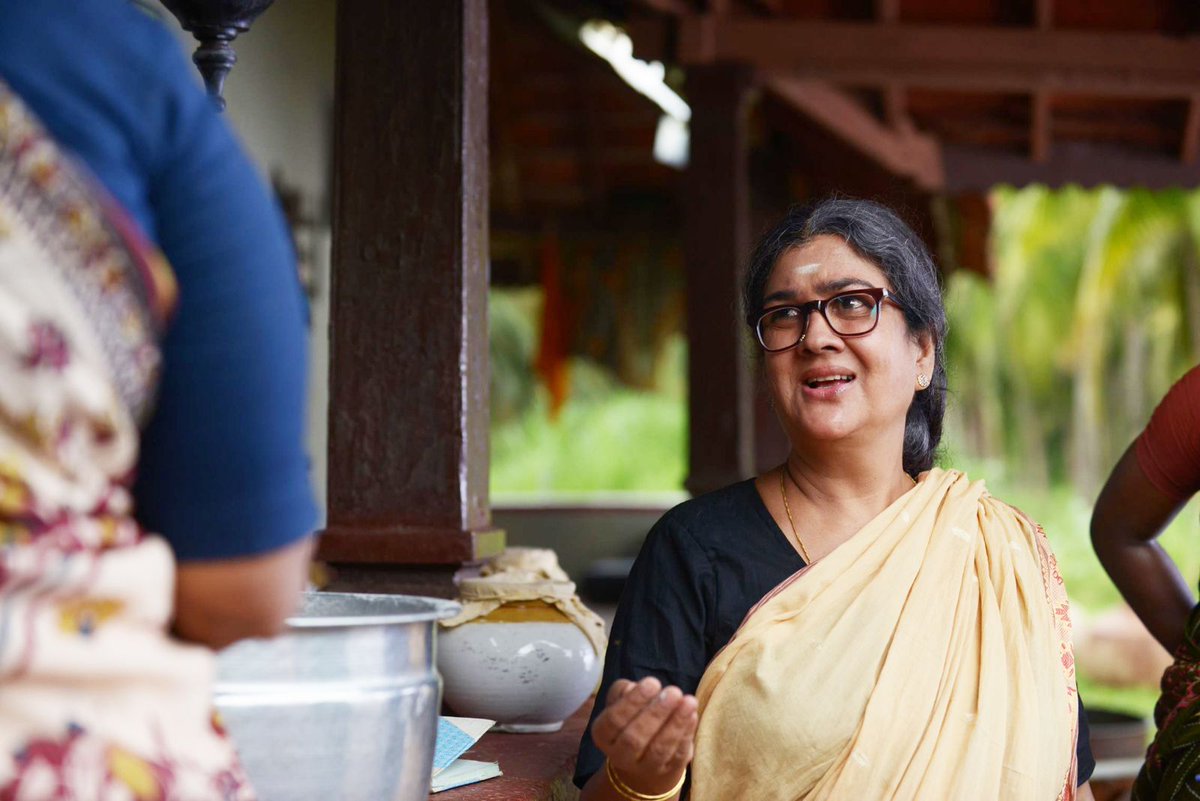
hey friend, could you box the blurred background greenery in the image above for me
[490,284,688,499]
[490,185,1200,718]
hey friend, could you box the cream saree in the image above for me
[691,468,1078,801]
[0,81,253,798]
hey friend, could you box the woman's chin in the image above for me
[790,420,861,445]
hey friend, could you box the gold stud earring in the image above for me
[917,373,930,389]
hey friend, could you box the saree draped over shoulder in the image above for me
[0,83,252,799]
[691,468,1078,801]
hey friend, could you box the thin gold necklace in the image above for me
[778,467,813,564]
[779,467,917,564]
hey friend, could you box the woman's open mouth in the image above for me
[805,375,854,389]
[801,373,855,398]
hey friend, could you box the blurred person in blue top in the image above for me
[0,0,317,796]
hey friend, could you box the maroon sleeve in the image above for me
[1136,365,1200,503]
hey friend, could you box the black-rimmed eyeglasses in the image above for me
[748,287,903,353]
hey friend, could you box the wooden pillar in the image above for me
[317,0,504,596]
[683,65,757,497]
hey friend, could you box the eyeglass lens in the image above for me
[758,292,880,351]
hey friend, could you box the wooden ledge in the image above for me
[317,524,505,564]
[430,700,594,801]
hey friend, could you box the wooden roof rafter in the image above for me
[639,18,1200,98]
[746,0,783,15]
[633,0,694,16]
[1184,95,1200,165]
[710,0,782,15]
[764,75,944,191]
[874,0,899,24]
[631,0,780,19]
[942,141,1200,190]
[872,0,922,176]
[617,2,1200,188]
[1031,0,1054,163]
[1031,91,1052,162]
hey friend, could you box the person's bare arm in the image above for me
[1091,444,1194,653]
[1076,781,1095,801]
[580,677,697,801]
[172,535,314,651]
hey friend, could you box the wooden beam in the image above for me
[576,72,607,210]
[764,76,944,191]
[1184,95,1200,165]
[751,0,783,13]
[683,64,757,496]
[943,142,1200,191]
[1031,90,1051,162]
[633,0,694,15]
[315,527,505,564]
[1036,0,1054,30]
[877,0,905,127]
[321,0,503,577]
[675,19,1200,97]
[884,84,912,133]
[625,18,673,63]
[1031,1,1053,163]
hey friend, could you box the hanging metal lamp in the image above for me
[159,0,275,111]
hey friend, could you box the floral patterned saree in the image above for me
[0,81,252,800]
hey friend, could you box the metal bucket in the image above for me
[214,591,460,801]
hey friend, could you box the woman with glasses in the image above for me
[574,198,1095,801]
[1092,364,1200,800]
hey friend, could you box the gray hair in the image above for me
[742,198,948,476]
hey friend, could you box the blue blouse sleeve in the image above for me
[129,19,319,561]
[0,0,318,561]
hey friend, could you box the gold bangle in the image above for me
[604,760,686,801]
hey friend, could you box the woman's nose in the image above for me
[801,308,843,352]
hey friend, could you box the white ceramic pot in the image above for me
[438,600,601,733]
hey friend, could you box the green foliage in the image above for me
[490,378,687,497]
[489,287,541,425]
[945,187,1200,720]
[947,186,1200,496]
[488,287,687,496]
[1076,674,1163,726]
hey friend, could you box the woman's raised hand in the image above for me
[590,676,699,797]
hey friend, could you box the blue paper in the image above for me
[432,718,477,773]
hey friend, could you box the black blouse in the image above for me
[574,479,1096,789]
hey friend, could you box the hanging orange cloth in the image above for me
[535,229,571,418]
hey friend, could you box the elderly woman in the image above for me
[1092,364,1200,799]
[575,199,1095,801]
